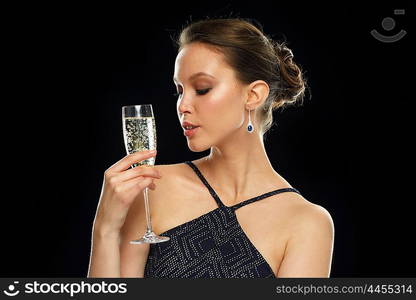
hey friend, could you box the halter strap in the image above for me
[184,161,301,210]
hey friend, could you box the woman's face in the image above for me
[174,42,248,152]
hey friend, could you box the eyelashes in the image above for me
[173,88,211,97]
[196,88,212,95]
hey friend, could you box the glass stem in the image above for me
[143,187,153,233]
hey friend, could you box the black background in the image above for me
[3,2,413,277]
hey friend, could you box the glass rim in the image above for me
[122,104,153,109]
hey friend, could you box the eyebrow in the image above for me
[173,72,215,83]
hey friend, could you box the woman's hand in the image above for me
[93,150,161,237]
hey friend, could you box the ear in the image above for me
[245,80,270,109]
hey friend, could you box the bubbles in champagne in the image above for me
[122,116,157,167]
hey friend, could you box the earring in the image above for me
[247,109,254,133]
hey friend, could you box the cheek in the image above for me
[202,85,244,129]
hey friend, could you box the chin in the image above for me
[187,143,210,152]
[186,138,211,152]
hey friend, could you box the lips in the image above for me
[184,126,199,137]
[182,121,200,130]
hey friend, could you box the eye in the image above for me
[196,88,211,95]
[173,88,211,98]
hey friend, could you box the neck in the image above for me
[200,130,279,205]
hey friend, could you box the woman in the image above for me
[88,17,334,278]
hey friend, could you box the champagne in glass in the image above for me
[122,104,170,244]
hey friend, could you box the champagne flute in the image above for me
[122,104,170,244]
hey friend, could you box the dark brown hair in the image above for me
[175,17,307,135]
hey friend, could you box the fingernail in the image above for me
[149,149,156,153]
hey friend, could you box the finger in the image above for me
[107,150,157,173]
[115,165,162,182]
[118,176,154,196]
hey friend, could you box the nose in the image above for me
[177,91,193,115]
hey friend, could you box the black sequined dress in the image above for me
[144,161,301,278]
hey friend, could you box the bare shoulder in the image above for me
[152,161,190,185]
[287,196,334,237]
[276,196,335,277]
[153,161,190,176]
[149,161,194,204]
[267,191,334,245]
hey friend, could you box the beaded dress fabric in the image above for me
[144,161,301,278]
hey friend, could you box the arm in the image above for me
[87,151,160,278]
[87,228,121,278]
[87,189,151,278]
[277,204,335,277]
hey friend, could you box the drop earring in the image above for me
[247,109,254,133]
